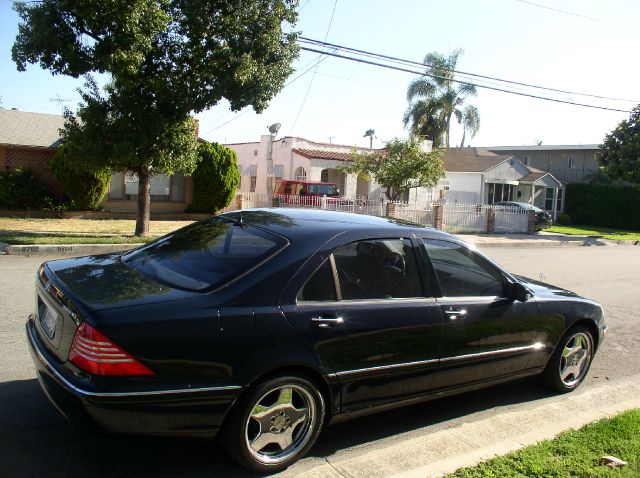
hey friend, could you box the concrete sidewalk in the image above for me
[279,374,640,478]
[1,232,635,256]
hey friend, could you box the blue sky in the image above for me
[1,0,638,149]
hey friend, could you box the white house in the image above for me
[225,136,563,214]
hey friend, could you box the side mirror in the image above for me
[508,282,531,302]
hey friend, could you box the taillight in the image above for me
[69,323,154,376]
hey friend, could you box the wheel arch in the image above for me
[570,318,600,350]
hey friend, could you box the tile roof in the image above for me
[0,109,65,148]
[440,148,511,172]
[293,148,355,161]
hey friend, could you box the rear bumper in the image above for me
[26,316,243,437]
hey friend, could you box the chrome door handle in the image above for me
[445,308,467,320]
[311,316,344,328]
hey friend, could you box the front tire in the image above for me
[543,325,594,392]
[221,375,325,473]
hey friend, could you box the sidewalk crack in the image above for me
[325,457,351,478]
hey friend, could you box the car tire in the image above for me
[543,325,594,393]
[221,375,325,473]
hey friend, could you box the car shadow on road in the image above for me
[0,377,557,477]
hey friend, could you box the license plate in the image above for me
[39,305,58,339]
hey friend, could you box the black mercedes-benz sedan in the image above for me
[27,209,606,472]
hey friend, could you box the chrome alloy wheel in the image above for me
[559,331,593,387]
[244,384,316,465]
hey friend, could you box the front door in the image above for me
[420,239,541,390]
[281,237,443,412]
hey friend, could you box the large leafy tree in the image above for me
[403,49,479,148]
[340,137,445,200]
[597,105,640,183]
[12,0,299,235]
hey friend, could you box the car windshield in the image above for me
[307,183,339,196]
[121,218,287,291]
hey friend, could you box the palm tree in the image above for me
[363,128,376,148]
[457,104,480,147]
[403,49,479,147]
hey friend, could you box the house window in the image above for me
[523,156,529,166]
[273,164,283,179]
[250,176,257,192]
[295,167,307,181]
[321,169,329,182]
[568,156,576,169]
[545,188,562,211]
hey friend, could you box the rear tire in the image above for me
[543,325,594,393]
[221,375,325,473]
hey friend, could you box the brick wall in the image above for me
[2,146,62,197]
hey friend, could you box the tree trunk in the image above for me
[461,128,466,148]
[135,165,152,237]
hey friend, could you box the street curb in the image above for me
[1,243,136,256]
[278,374,640,478]
[1,238,630,256]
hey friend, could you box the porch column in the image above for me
[552,187,558,221]
[344,173,358,198]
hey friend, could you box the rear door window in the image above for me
[421,239,506,297]
[122,218,287,291]
[334,239,423,300]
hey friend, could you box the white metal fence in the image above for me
[221,193,532,234]
[442,204,488,234]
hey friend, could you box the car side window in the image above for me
[422,239,505,297]
[298,259,337,302]
[333,239,423,300]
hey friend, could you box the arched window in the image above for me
[295,167,307,181]
[320,169,329,183]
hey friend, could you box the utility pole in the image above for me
[327,136,335,144]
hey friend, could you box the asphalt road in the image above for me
[1,247,638,477]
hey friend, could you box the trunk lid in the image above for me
[35,253,198,362]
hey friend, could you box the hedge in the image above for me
[0,169,52,209]
[565,183,640,230]
[49,144,111,210]
[190,142,240,213]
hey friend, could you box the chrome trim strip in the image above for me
[439,343,545,363]
[333,357,439,377]
[330,343,545,378]
[26,319,242,398]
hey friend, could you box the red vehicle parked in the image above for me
[273,180,353,206]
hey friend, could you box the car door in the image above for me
[420,238,542,390]
[281,237,443,413]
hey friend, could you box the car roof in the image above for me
[221,208,457,244]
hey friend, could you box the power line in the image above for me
[299,37,639,104]
[515,0,639,31]
[201,53,330,135]
[300,46,633,113]
[288,0,339,135]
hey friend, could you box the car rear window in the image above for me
[122,218,287,291]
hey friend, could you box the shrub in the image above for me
[49,144,111,210]
[565,183,640,230]
[0,168,51,209]
[556,213,572,225]
[190,142,240,213]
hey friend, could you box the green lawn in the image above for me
[0,217,191,245]
[548,225,640,241]
[446,408,640,478]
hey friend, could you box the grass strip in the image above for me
[446,408,640,478]
[548,225,640,241]
[0,232,152,245]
